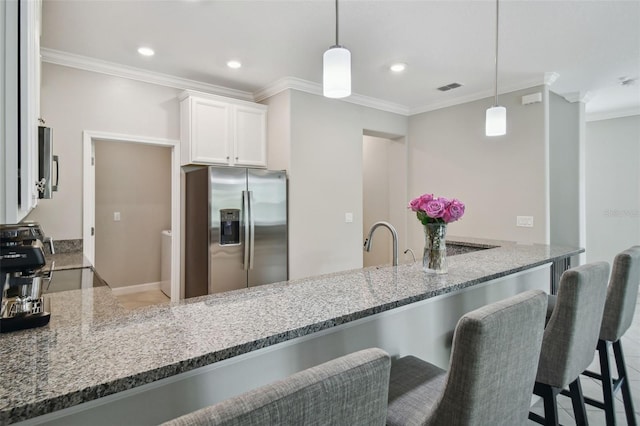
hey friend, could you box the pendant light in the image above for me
[323,0,351,98]
[486,0,506,136]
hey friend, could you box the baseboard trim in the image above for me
[110,281,163,296]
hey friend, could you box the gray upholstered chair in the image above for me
[548,246,640,426]
[161,347,391,426]
[386,289,548,426]
[530,261,610,426]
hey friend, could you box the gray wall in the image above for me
[94,141,171,288]
[549,92,581,248]
[585,115,640,263]
[27,63,181,239]
[280,90,408,279]
[406,86,549,253]
[362,135,407,267]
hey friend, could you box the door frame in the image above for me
[82,130,181,302]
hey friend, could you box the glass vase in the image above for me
[423,223,448,274]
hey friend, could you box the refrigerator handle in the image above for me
[243,190,250,271]
[249,190,255,270]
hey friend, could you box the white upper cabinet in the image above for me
[1,0,41,224]
[180,91,267,168]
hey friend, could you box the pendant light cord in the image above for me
[335,0,340,46]
[494,0,499,106]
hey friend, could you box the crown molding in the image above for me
[40,48,254,101]
[253,77,317,102]
[41,54,630,121]
[586,107,640,122]
[254,77,411,116]
[544,72,560,86]
[562,91,594,104]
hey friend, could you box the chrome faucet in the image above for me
[364,221,399,266]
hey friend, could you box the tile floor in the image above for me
[528,296,640,425]
[114,289,170,310]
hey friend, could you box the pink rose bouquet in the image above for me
[408,193,465,225]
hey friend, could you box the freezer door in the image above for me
[209,167,249,294]
[247,169,288,287]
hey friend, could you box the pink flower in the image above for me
[424,199,447,218]
[417,194,434,212]
[409,192,465,224]
[442,199,465,223]
[408,193,433,212]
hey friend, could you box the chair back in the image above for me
[536,261,610,388]
[161,348,391,426]
[427,289,548,426]
[600,246,640,342]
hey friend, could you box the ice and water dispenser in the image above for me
[219,209,240,245]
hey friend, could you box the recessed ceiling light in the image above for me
[137,47,155,57]
[390,63,407,73]
[227,60,242,69]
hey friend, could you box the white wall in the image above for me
[286,90,408,279]
[406,86,548,254]
[549,92,581,248]
[585,115,640,263]
[26,63,181,239]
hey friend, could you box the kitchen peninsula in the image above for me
[1,239,582,425]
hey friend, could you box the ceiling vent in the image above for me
[437,82,463,92]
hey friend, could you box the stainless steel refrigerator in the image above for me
[184,166,288,297]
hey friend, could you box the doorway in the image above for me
[362,132,408,267]
[82,131,181,302]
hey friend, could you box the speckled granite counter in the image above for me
[0,241,582,424]
[43,251,92,271]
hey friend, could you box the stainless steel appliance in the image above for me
[37,126,59,199]
[0,223,50,333]
[184,166,288,297]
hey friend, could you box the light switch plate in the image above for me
[516,216,533,227]
[345,212,353,223]
[114,212,121,222]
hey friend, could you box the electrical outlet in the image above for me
[114,212,121,222]
[345,212,353,223]
[516,216,533,227]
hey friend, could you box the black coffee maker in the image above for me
[0,223,51,333]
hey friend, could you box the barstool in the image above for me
[529,261,610,426]
[161,348,391,425]
[581,246,640,425]
[386,290,548,426]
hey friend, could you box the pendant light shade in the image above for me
[323,0,351,99]
[486,106,506,136]
[323,46,351,98]
[486,0,506,136]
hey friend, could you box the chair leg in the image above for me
[613,340,637,426]
[597,340,617,426]
[530,382,561,426]
[569,378,589,426]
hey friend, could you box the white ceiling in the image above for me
[41,0,640,117]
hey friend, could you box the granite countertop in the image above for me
[43,251,92,271]
[0,240,583,424]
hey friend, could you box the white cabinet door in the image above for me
[190,98,231,165]
[2,0,41,223]
[180,92,268,168]
[233,106,266,167]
